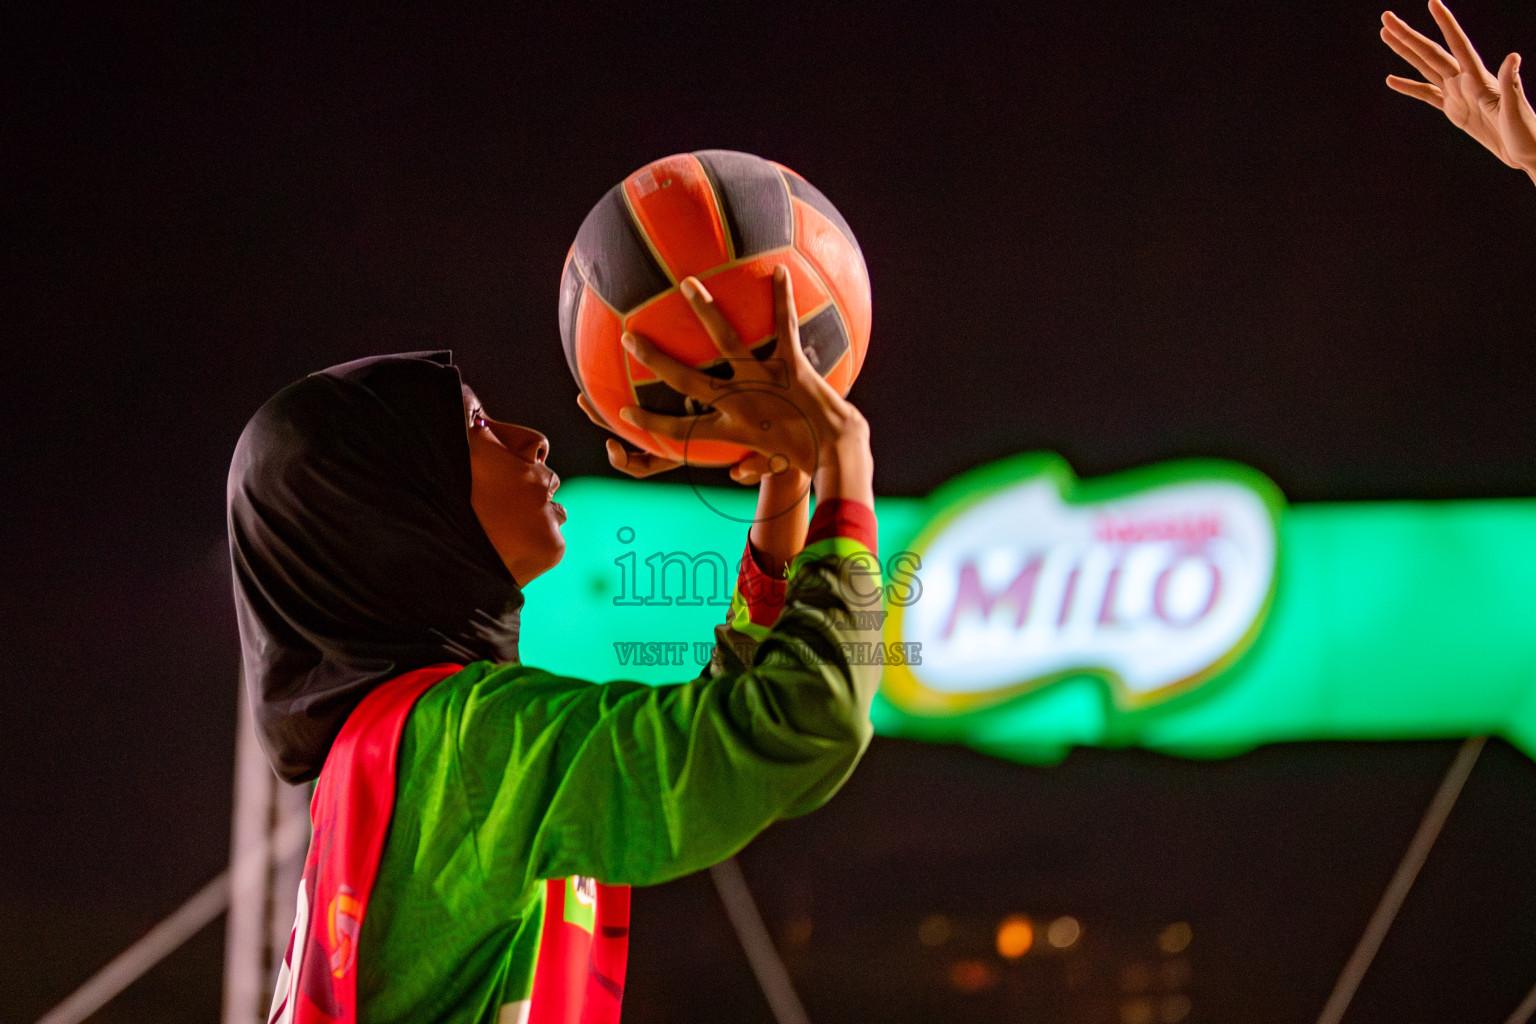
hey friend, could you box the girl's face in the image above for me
[463,386,566,585]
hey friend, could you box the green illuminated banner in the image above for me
[520,455,1536,764]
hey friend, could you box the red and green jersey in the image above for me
[275,500,882,1024]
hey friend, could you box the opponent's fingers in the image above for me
[604,437,682,478]
[1383,12,1461,76]
[621,330,722,403]
[1499,50,1522,97]
[1381,18,1456,84]
[1386,74,1446,108]
[1428,0,1496,84]
[1498,53,1536,166]
[679,277,752,360]
[1448,65,1503,122]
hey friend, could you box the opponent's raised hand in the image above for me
[1382,0,1536,182]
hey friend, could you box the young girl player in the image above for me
[230,268,882,1024]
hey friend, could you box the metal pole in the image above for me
[266,781,310,989]
[35,872,233,1024]
[1504,979,1536,1024]
[224,684,275,1024]
[1314,735,1485,1024]
[709,857,812,1024]
[32,815,309,1024]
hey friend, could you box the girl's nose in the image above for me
[506,423,549,463]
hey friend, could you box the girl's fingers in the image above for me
[585,395,683,475]
[604,438,635,473]
[729,452,775,486]
[1386,74,1446,108]
[619,403,722,443]
[1428,0,1495,83]
[730,463,763,486]
[1381,20,1455,84]
[622,330,720,403]
[576,391,614,430]
[679,277,753,360]
[772,265,816,376]
[605,437,681,478]
[773,266,840,413]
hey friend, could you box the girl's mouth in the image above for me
[551,500,567,524]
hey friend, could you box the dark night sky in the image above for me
[3,2,1536,1021]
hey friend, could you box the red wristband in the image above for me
[738,537,789,628]
[805,498,878,556]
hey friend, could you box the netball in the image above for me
[559,150,872,466]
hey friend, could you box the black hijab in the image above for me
[228,351,523,784]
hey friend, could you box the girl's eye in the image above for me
[472,411,489,429]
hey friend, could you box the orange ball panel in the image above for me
[622,155,730,282]
[625,253,832,356]
[622,289,727,368]
[791,197,872,378]
[574,283,680,459]
[623,348,657,383]
[699,251,832,345]
[822,347,854,396]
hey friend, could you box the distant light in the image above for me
[918,913,952,947]
[1159,957,1191,989]
[1121,962,1152,994]
[1118,997,1155,1024]
[948,959,997,993]
[1158,922,1192,955]
[1159,994,1192,1023]
[781,915,813,950]
[995,914,1034,958]
[1046,915,1081,948]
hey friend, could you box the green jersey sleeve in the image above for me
[463,524,881,891]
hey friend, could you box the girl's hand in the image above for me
[1382,1,1536,183]
[581,371,811,573]
[578,391,788,486]
[619,267,873,507]
[575,392,684,479]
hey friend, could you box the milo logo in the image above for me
[882,455,1281,713]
